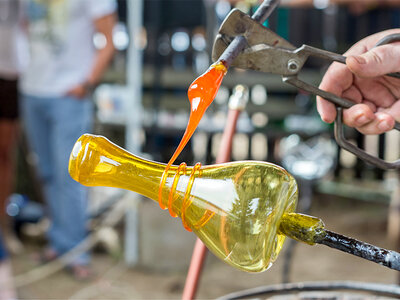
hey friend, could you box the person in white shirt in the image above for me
[21,0,117,279]
[0,0,28,254]
[0,1,27,297]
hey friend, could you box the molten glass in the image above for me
[69,134,298,272]
[158,62,228,211]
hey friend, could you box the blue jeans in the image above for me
[0,230,7,261]
[21,94,93,265]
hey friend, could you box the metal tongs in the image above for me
[212,8,400,170]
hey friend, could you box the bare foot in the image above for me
[33,248,58,264]
[68,264,93,281]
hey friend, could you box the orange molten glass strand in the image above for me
[158,61,228,216]
[181,162,203,231]
[167,162,186,217]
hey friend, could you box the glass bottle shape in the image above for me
[69,134,298,272]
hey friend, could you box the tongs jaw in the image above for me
[212,9,400,170]
[213,9,345,76]
[212,9,300,76]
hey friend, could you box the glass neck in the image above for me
[69,134,170,202]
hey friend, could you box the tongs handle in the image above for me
[284,75,400,169]
[290,33,400,117]
[284,75,400,131]
[335,108,400,170]
[301,43,400,80]
[288,33,400,169]
[374,33,400,79]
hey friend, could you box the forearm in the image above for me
[86,42,115,86]
[86,13,117,86]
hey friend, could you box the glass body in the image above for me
[69,134,298,272]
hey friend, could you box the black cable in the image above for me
[216,281,400,300]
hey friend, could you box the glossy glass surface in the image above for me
[69,134,298,272]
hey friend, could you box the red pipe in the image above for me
[181,238,208,300]
[215,109,241,164]
[182,109,241,300]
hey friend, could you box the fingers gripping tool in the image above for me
[212,8,400,169]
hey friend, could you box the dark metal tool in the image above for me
[212,8,400,170]
[216,0,281,68]
[279,213,400,272]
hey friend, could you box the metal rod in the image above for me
[334,107,400,169]
[374,33,400,79]
[280,213,400,272]
[316,230,400,271]
[251,0,280,23]
[218,0,281,67]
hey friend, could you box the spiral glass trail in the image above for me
[69,134,297,272]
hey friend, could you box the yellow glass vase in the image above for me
[69,134,297,272]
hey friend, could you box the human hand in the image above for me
[66,83,91,99]
[317,29,400,135]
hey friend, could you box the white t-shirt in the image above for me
[21,0,117,97]
[0,0,29,79]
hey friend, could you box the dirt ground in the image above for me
[11,194,399,299]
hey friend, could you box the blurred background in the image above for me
[8,0,400,298]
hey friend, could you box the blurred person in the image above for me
[20,0,117,279]
[0,0,28,254]
[317,28,400,135]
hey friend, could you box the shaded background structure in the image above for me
[8,0,400,299]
